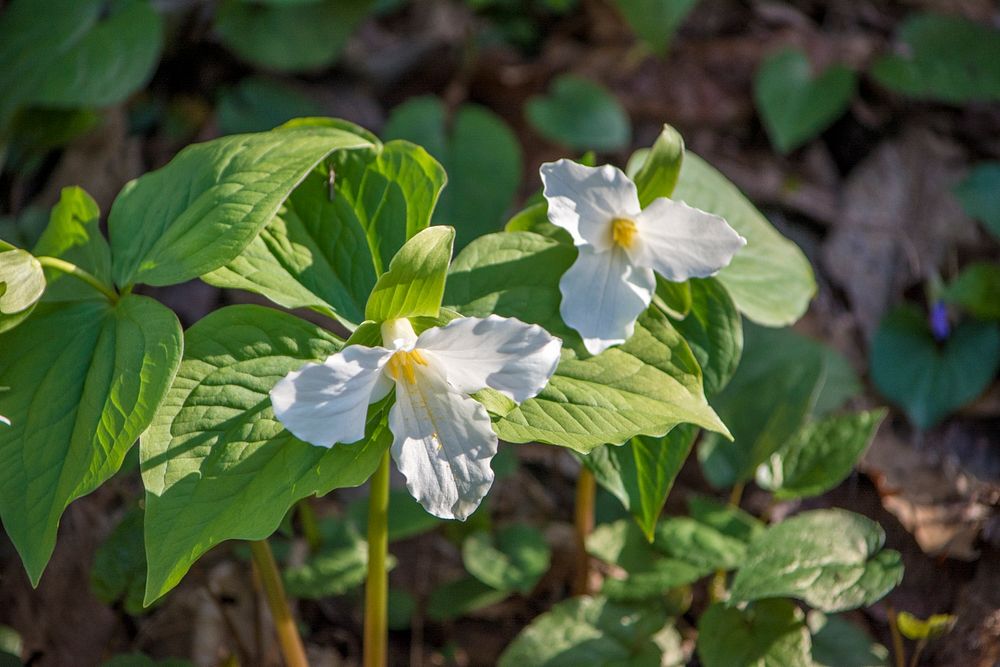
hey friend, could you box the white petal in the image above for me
[559,245,655,355]
[270,345,394,447]
[540,159,641,251]
[389,360,497,520]
[416,315,562,403]
[632,197,747,281]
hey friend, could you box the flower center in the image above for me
[387,349,428,384]
[611,217,638,248]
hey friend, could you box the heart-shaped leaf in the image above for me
[698,600,812,667]
[871,304,1000,429]
[384,96,522,251]
[526,75,631,151]
[809,612,890,667]
[730,509,904,612]
[754,48,856,154]
[463,524,551,594]
[612,0,699,55]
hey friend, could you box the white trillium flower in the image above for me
[271,315,561,520]
[541,159,747,355]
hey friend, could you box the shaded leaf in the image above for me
[612,0,699,55]
[526,75,631,151]
[809,611,889,667]
[954,163,1000,239]
[463,524,550,594]
[91,506,149,615]
[942,262,1000,321]
[697,600,811,667]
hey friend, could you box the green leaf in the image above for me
[283,519,373,598]
[699,324,859,488]
[216,77,323,135]
[463,524,551,594]
[809,612,889,667]
[91,506,149,616]
[654,278,692,319]
[942,262,1000,321]
[526,75,631,151]
[585,426,697,541]
[4,107,102,174]
[668,277,742,397]
[756,410,886,500]
[629,124,686,208]
[0,295,182,584]
[364,226,454,322]
[141,305,389,604]
[348,489,442,542]
[215,0,373,72]
[445,231,728,452]
[426,576,510,622]
[671,153,816,326]
[108,125,373,288]
[498,596,668,667]
[384,97,522,251]
[870,304,1000,429]
[754,48,856,154]
[205,140,445,326]
[730,509,904,613]
[0,0,163,126]
[895,611,956,641]
[954,163,1000,239]
[612,0,699,54]
[100,655,193,667]
[687,495,765,544]
[34,186,112,302]
[871,13,1000,103]
[697,600,812,667]
[0,248,44,333]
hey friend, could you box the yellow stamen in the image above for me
[387,349,427,384]
[611,217,638,248]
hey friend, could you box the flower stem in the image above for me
[573,466,596,596]
[887,605,907,667]
[36,256,118,303]
[364,452,391,667]
[249,540,309,667]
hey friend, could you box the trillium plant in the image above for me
[0,119,901,666]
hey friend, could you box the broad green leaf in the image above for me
[654,278,692,319]
[498,596,668,667]
[445,231,728,452]
[215,0,373,72]
[672,153,816,326]
[526,75,631,151]
[585,426,697,541]
[871,14,1000,103]
[91,506,149,616]
[0,0,163,126]
[348,489,442,542]
[141,305,388,604]
[205,140,445,326]
[730,509,904,612]
[503,201,571,243]
[283,519,374,598]
[612,0,699,54]
[629,124,685,208]
[669,277,742,397]
[426,576,510,622]
[100,655,193,667]
[870,304,1000,429]
[216,77,323,135]
[0,248,44,333]
[756,410,885,500]
[0,295,182,584]
[687,495,765,544]
[754,48,856,154]
[4,107,101,174]
[954,163,1000,239]
[365,226,454,322]
[699,324,859,488]
[895,612,956,641]
[809,612,889,667]
[34,186,111,302]
[942,262,1000,321]
[462,524,551,594]
[697,600,811,667]
[109,125,373,288]
[588,518,744,600]
[384,97,522,250]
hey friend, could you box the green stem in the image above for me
[710,481,747,602]
[573,466,596,596]
[249,540,309,667]
[364,452,391,667]
[298,499,321,554]
[36,256,118,303]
